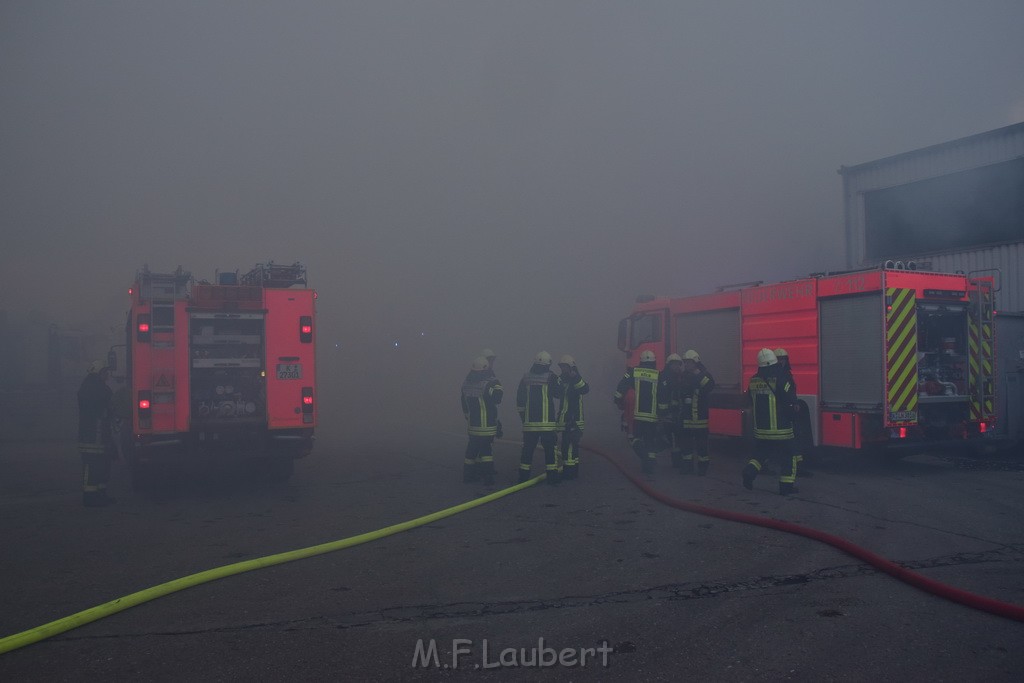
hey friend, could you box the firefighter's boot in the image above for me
[546,468,561,485]
[742,462,758,490]
[779,482,799,496]
[518,468,532,484]
[670,451,682,469]
[681,455,695,475]
[463,462,480,483]
[562,463,577,480]
[697,459,709,476]
[481,464,495,487]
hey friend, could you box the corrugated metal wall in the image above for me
[912,242,1024,314]
[841,122,1024,313]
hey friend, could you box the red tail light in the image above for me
[300,316,313,343]
[138,390,152,429]
[898,427,907,439]
[301,387,314,423]
[979,421,988,433]
[137,314,151,342]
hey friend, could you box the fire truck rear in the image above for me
[617,264,996,456]
[126,263,316,485]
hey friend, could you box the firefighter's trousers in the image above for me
[464,435,495,483]
[680,427,710,474]
[521,431,558,482]
[746,438,798,487]
[80,449,113,506]
[630,420,661,474]
[558,426,583,479]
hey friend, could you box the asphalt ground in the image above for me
[1,420,1023,681]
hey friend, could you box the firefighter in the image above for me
[517,351,562,484]
[615,350,663,476]
[479,348,502,438]
[743,348,800,495]
[657,354,686,470]
[78,360,115,507]
[775,347,812,477]
[680,349,716,475]
[461,355,503,485]
[555,354,589,480]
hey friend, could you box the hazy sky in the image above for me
[3,1,1024,409]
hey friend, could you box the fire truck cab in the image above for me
[126,262,317,485]
[618,264,996,456]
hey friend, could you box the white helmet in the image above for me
[558,354,576,368]
[88,360,106,374]
[757,348,778,367]
[534,350,552,366]
[471,356,489,371]
[683,349,700,363]
[639,350,656,363]
[774,348,788,359]
[666,353,683,364]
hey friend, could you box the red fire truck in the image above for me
[125,262,317,485]
[617,264,996,455]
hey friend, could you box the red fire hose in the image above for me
[586,443,1024,623]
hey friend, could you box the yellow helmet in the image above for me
[683,350,701,363]
[666,353,683,365]
[471,356,489,371]
[774,348,788,359]
[479,348,496,360]
[640,350,656,363]
[558,354,576,368]
[757,348,778,367]
[534,351,552,366]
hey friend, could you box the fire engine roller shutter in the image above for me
[820,293,883,406]
[885,288,919,425]
[675,308,742,389]
[968,282,996,421]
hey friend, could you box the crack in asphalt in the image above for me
[58,546,1024,641]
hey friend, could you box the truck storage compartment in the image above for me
[189,312,266,426]
[820,293,883,407]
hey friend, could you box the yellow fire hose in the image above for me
[0,474,545,655]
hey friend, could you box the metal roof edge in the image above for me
[837,121,1024,176]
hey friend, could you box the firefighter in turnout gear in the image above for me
[615,349,663,476]
[517,351,563,484]
[657,354,687,470]
[461,355,503,485]
[78,360,115,506]
[555,355,589,480]
[775,347,811,477]
[743,348,800,495]
[479,348,503,438]
[680,350,715,475]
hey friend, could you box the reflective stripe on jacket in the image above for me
[517,368,560,432]
[462,371,503,437]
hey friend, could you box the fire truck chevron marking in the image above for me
[886,288,918,423]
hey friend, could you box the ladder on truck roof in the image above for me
[136,266,191,302]
[240,262,307,289]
